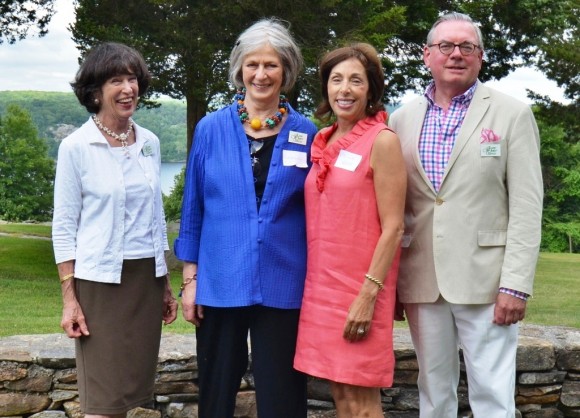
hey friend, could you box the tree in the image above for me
[528,0,579,102]
[0,0,55,44]
[0,105,55,222]
[532,95,580,252]
[71,0,577,153]
[163,167,185,223]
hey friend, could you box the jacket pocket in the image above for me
[478,230,507,247]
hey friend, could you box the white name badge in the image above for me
[481,143,501,157]
[335,149,362,172]
[283,150,308,168]
[288,131,308,145]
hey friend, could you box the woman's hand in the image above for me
[58,262,90,338]
[61,299,90,338]
[181,263,203,326]
[343,281,378,342]
[162,274,178,325]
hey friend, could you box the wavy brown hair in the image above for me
[315,43,384,122]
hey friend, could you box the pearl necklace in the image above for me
[235,89,288,130]
[93,115,134,155]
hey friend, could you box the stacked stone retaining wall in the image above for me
[1,324,578,418]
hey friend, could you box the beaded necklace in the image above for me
[235,89,289,130]
[93,115,134,156]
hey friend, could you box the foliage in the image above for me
[163,166,186,223]
[0,105,55,222]
[0,91,188,162]
[0,0,55,45]
[70,0,578,154]
[526,0,579,102]
[532,95,580,253]
[136,101,187,162]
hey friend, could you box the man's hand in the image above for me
[493,293,527,325]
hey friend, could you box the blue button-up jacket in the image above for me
[174,102,317,308]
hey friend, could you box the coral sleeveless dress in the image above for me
[294,112,400,387]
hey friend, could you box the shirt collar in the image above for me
[88,116,144,150]
[424,80,479,106]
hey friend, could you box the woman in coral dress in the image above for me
[294,43,406,417]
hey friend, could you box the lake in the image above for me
[160,162,185,195]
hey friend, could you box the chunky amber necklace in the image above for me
[235,89,288,130]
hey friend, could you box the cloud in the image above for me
[0,0,79,92]
[485,67,568,104]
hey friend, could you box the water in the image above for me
[160,162,185,195]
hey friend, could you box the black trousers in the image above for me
[196,305,307,418]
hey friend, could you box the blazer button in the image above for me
[435,198,444,205]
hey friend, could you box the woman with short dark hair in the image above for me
[52,41,177,418]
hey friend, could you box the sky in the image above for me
[0,0,569,105]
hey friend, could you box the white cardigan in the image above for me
[52,117,169,283]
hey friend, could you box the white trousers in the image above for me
[405,297,518,418]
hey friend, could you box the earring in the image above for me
[94,98,99,105]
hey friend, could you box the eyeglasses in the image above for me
[428,42,481,56]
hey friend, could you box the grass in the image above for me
[0,222,52,238]
[0,224,578,337]
[0,224,194,336]
[525,252,580,328]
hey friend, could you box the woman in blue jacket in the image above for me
[174,18,317,418]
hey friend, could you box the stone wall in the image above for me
[1,324,578,418]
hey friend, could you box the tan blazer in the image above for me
[389,83,543,304]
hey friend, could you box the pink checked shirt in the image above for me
[419,81,477,192]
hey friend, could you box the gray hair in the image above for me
[426,12,484,51]
[229,18,303,92]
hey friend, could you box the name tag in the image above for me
[481,143,501,157]
[335,149,362,172]
[142,140,154,157]
[283,150,308,167]
[288,131,308,145]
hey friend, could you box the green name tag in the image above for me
[481,143,501,157]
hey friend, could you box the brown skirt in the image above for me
[74,258,165,415]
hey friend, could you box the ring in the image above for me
[357,328,365,335]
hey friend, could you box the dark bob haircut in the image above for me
[71,42,151,114]
[315,43,385,122]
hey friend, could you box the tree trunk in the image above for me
[185,95,207,156]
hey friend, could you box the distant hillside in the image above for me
[0,91,187,162]
[0,91,403,163]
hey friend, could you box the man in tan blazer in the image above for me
[389,12,543,418]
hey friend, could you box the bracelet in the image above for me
[179,274,197,296]
[364,273,384,290]
[60,273,74,283]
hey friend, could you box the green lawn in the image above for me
[0,224,578,337]
[525,252,580,328]
[0,222,52,238]
[0,224,193,335]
